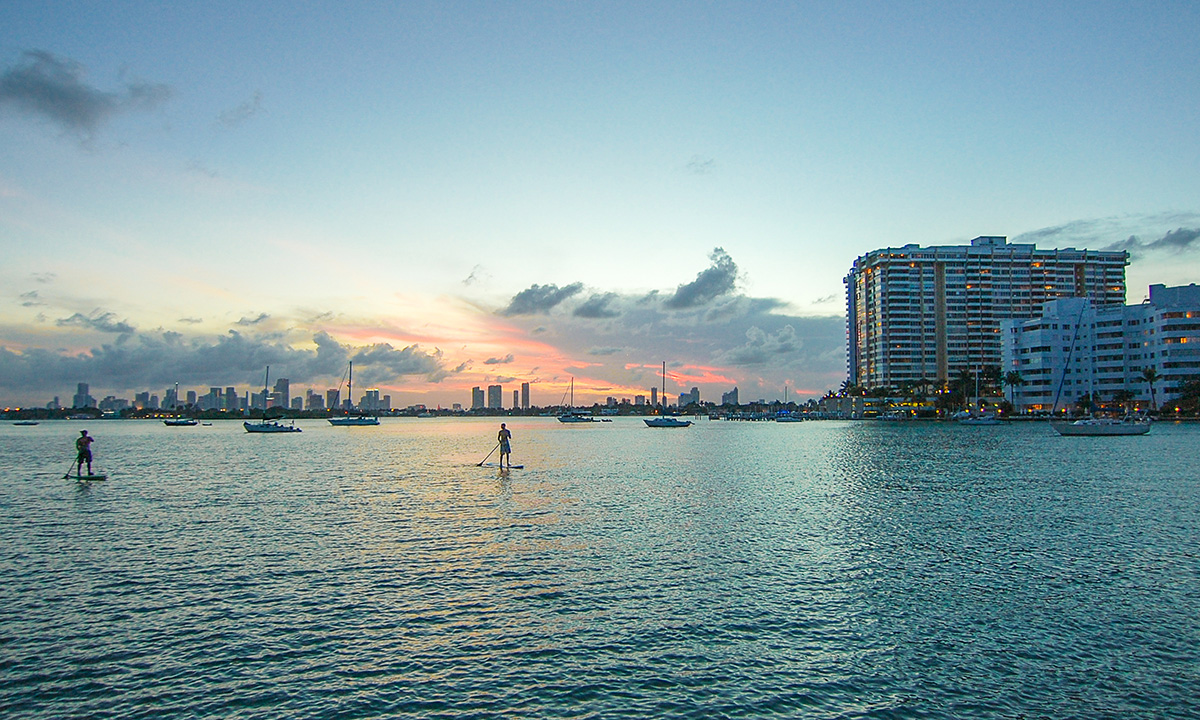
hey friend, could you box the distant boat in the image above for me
[644,416,693,428]
[244,419,302,433]
[12,421,39,426]
[329,361,380,426]
[558,377,595,423]
[1051,417,1150,436]
[644,362,692,428]
[244,365,302,433]
[163,418,199,426]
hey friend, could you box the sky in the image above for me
[2,1,1199,409]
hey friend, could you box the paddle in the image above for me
[62,457,79,479]
[476,442,500,466]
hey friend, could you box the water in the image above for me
[2,417,1197,719]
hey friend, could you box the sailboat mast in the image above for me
[348,361,353,411]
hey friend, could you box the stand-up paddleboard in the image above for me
[479,463,524,469]
[70,474,108,481]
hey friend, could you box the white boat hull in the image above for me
[1051,420,1150,436]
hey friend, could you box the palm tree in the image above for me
[1003,370,1024,411]
[1111,389,1136,415]
[1141,367,1160,412]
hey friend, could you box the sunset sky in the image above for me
[2,1,1198,408]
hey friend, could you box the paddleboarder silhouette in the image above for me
[75,430,94,477]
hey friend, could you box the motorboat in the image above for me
[244,419,302,433]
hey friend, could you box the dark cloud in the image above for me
[0,329,451,398]
[31,272,56,284]
[236,313,270,326]
[484,354,515,365]
[1103,227,1200,259]
[587,347,624,356]
[664,248,738,309]
[574,293,621,318]
[216,91,263,129]
[0,50,170,136]
[20,291,42,307]
[55,310,136,334]
[715,325,802,367]
[500,282,583,316]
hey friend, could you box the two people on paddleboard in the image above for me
[75,430,95,476]
[497,423,512,469]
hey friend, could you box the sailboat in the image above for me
[776,383,802,422]
[557,377,594,423]
[644,362,692,428]
[244,366,301,433]
[329,361,380,426]
[957,369,1002,425]
[1047,302,1149,436]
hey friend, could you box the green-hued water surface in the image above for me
[2,417,1197,719]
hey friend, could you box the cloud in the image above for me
[1103,228,1200,259]
[715,325,802,367]
[216,91,263,129]
[587,347,624,356]
[31,272,57,284]
[55,310,136,334]
[0,50,170,136]
[500,282,584,316]
[685,155,715,175]
[236,313,270,326]
[484,354,515,365]
[178,317,203,324]
[0,329,453,398]
[574,293,621,318]
[20,291,42,307]
[664,248,738,309]
[463,265,489,286]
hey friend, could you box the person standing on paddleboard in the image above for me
[75,430,94,477]
[497,423,512,469]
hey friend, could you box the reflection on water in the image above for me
[1,418,1198,719]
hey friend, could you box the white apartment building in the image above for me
[845,236,1128,389]
[1002,284,1200,411]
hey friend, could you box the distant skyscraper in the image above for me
[186,390,197,406]
[273,378,290,409]
[225,387,238,411]
[721,387,739,406]
[520,382,530,409]
[513,390,519,408]
[845,235,1128,389]
[326,389,340,411]
[650,387,658,407]
[72,383,95,409]
[487,384,502,409]
[471,387,484,409]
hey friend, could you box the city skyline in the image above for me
[3,3,1199,408]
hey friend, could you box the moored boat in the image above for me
[244,419,302,433]
[644,416,693,428]
[1051,417,1150,436]
[164,418,199,426]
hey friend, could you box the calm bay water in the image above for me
[1,417,1197,719]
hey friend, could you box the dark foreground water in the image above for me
[1,417,1197,719]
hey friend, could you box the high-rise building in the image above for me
[273,378,290,409]
[721,387,739,406]
[487,385,503,409]
[513,390,519,408]
[72,383,95,409]
[225,387,238,411]
[471,387,485,409]
[521,382,530,409]
[845,236,1128,389]
[326,389,340,411]
[1002,284,1200,411]
[650,386,658,407]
